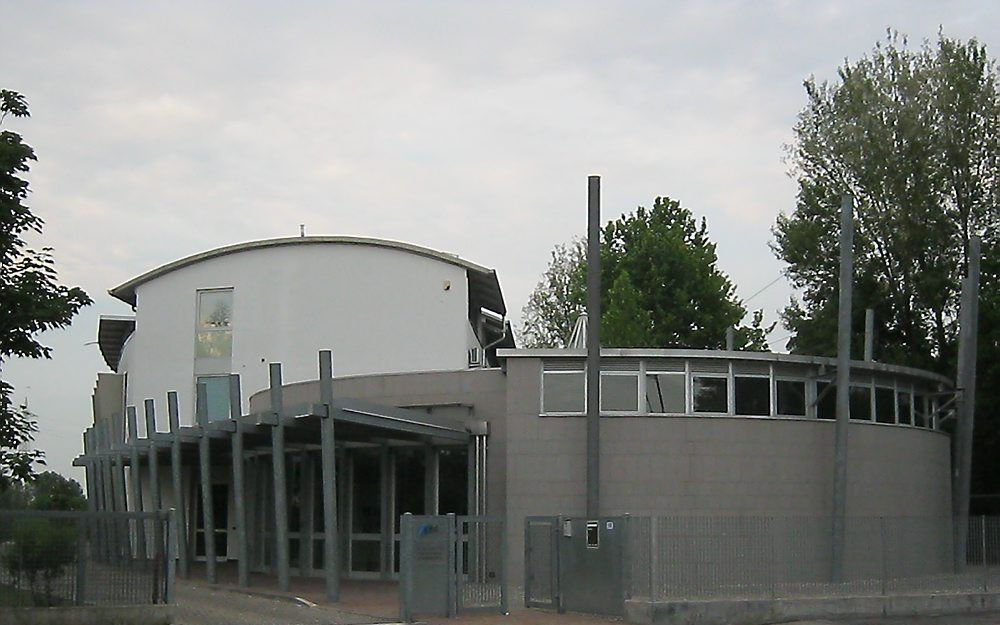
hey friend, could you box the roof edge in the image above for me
[109,236,499,306]
[495,348,952,386]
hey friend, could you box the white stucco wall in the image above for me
[120,242,479,432]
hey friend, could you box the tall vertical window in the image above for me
[897,389,913,425]
[875,387,895,424]
[196,289,233,359]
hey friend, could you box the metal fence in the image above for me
[0,510,173,608]
[625,515,1000,602]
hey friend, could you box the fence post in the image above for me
[399,513,413,623]
[447,512,458,617]
[880,517,888,596]
[982,515,988,593]
[500,516,509,615]
[75,516,87,605]
[166,509,177,604]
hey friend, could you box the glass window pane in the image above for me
[394,448,424,532]
[875,387,895,424]
[735,377,770,416]
[776,380,806,416]
[897,391,912,425]
[850,386,872,421]
[817,382,836,420]
[438,448,468,515]
[196,330,232,358]
[197,376,231,421]
[542,372,585,414]
[352,451,381,534]
[601,374,638,412]
[693,376,728,413]
[198,290,233,329]
[914,394,928,427]
[351,540,381,572]
[646,373,685,413]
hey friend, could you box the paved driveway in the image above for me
[173,581,390,625]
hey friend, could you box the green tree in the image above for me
[521,197,771,349]
[519,238,587,348]
[772,32,1000,499]
[773,32,998,369]
[0,90,91,490]
[27,471,86,511]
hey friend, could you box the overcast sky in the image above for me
[4,1,999,483]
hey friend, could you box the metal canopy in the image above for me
[73,396,469,467]
[98,316,136,372]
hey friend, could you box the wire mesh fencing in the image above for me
[457,516,507,613]
[0,510,172,608]
[624,515,1000,602]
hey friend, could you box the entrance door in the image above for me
[194,483,230,561]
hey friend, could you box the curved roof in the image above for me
[109,236,506,315]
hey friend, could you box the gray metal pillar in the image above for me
[424,445,439,515]
[167,391,189,579]
[98,424,115,561]
[319,349,340,601]
[380,445,393,580]
[196,382,216,583]
[269,363,291,591]
[725,326,736,351]
[83,431,98,512]
[586,174,602,518]
[864,308,875,361]
[832,193,854,582]
[144,401,162,513]
[467,437,479,517]
[954,236,982,570]
[110,416,128,516]
[98,420,112,512]
[145,400,163,558]
[126,407,147,559]
[230,374,249,587]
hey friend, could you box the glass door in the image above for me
[194,482,230,561]
[349,449,382,577]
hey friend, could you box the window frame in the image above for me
[599,371,641,415]
[540,368,586,416]
[195,287,235,360]
[691,373,730,415]
[644,370,687,416]
[733,374,771,417]
[774,377,809,418]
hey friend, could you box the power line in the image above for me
[744,274,785,303]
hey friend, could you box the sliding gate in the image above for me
[399,514,507,621]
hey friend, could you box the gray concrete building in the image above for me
[77,236,954,597]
